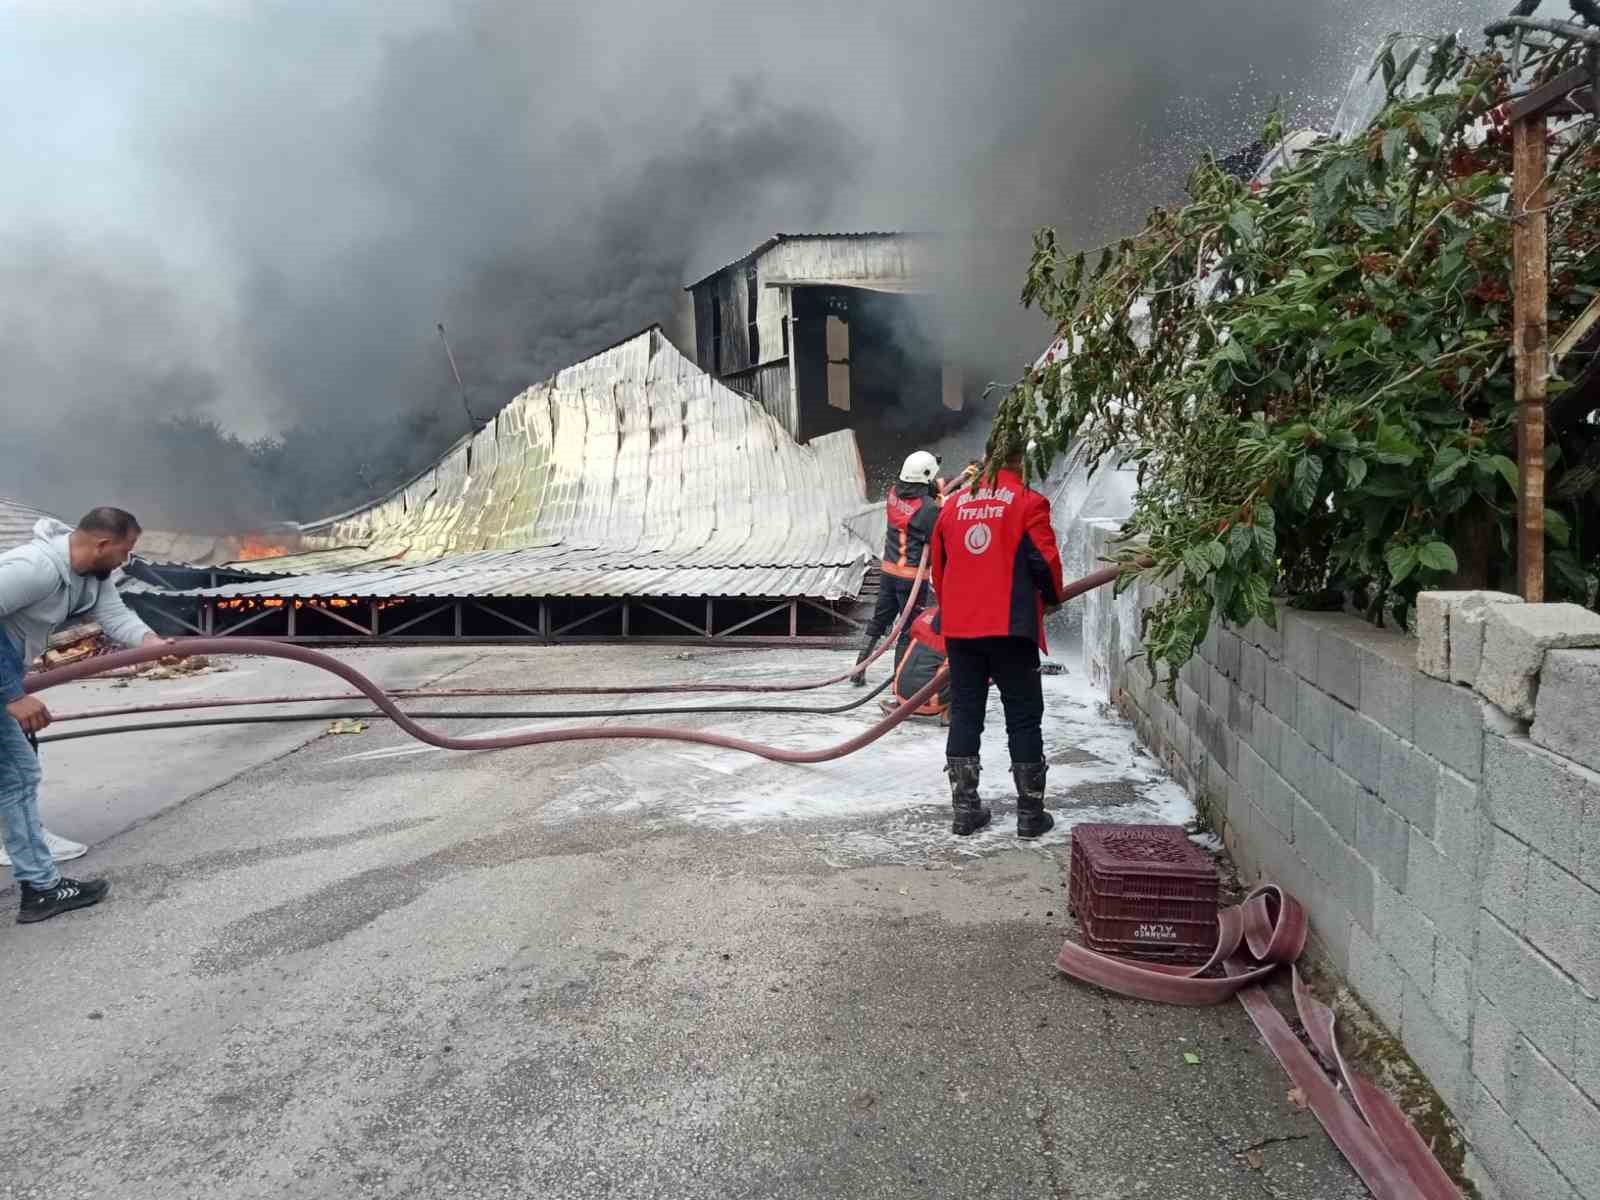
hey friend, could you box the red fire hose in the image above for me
[25,566,1122,762]
[1055,886,1461,1200]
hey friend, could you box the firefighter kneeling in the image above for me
[928,441,1065,838]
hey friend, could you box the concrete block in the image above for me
[1407,832,1479,952]
[1227,683,1254,739]
[1380,736,1441,837]
[1449,592,1523,687]
[1291,792,1338,884]
[1249,703,1283,772]
[1238,642,1266,703]
[1216,629,1241,680]
[1204,755,1233,810]
[1273,729,1324,803]
[1207,665,1228,713]
[1435,767,1483,871]
[1508,1039,1600,1192]
[1477,911,1578,1072]
[1357,633,1416,741]
[1299,889,1354,974]
[1317,627,1362,708]
[1340,846,1378,937]
[1199,624,1219,666]
[1357,789,1409,890]
[1484,734,1594,879]
[1297,679,1335,755]
[1263,659,1297,723]
[1178,680,1200,733]
[1416,590,1455,679]
[1284,613,1319,682]
[1331,705,1383,792]
[1308,761,1360,845]
[1531,649,1600,775]
[1417,589,1524,680]
[1374,881,1437,986]
[1479,602,1600,722]
[1349,921,1404,1031]
[1226,776,1254,841]
[1413,674,1488,781]
[1523,856,1600,997]
[1576,996,1600,1106]
[1243,610,1283,660]
[1468,1084,1583,1200]
[1402,978,1472,1115]
[1258,768,1296,842]
[1482,826,1532,930]
[1474,992,1520,1107]
[1433,936,1473,1042]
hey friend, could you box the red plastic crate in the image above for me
[1068,823,1219,964]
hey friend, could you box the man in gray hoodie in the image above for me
[2,507,170,924]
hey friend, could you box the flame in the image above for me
[213,596,408,614]
[236,536,290,562]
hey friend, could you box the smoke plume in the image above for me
[0,0,1504,528]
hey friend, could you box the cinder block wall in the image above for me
[1081,527,1600,1200]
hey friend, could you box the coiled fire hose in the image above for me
[1056,886,1461,1200]
[25,566,1123,762]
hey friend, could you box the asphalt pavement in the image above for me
[0,644,1364,1199]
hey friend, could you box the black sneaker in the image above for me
[17,877,110,924]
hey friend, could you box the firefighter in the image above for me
[850,450,943,686]
[928,441,1065,837]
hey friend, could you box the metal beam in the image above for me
[381,600,455,638]
[714,601,793,639]
[303,602,374,637]
[635,600,713,638]
[214,604,284,636]
[798,597,869,632]
[465,599,543,638]
[551,602,621,639]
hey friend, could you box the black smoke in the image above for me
[0,0,1504,529]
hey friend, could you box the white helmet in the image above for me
[899,450,940,485]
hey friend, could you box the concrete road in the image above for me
[0,645,1364,1199]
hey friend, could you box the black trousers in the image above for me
[944,636,1044,762]
[864,574,927,664]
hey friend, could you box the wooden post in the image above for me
[1512,115,1548,602]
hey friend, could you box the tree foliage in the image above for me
[991,28,1600,678]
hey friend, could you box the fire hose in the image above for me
[1055,886,1461,1200]
[24,566,1123,762]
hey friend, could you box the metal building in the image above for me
[685,232,994,491]
[130,327,880,646]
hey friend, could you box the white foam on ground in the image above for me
[537,651,1195,862]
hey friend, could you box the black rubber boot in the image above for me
[1013,763,1054,839]
[17,876,110,925]
[947,756,991,836]
[849,640,877,687]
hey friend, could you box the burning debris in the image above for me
[34,623,118,671]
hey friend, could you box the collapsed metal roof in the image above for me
[0,497,62,552]
[184,327,871,601]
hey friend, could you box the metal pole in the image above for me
[436,323,482,432]
[1512,115,1549,602]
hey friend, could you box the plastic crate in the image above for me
[1068,823,1219,964]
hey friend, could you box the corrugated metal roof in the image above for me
[684,231,931,291]
[190,328,871,602]
[0,498,62,552]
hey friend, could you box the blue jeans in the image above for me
[0,714,57,889]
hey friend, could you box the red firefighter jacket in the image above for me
[929,468,1065,649]
[880,482,940,580]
